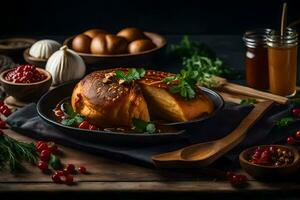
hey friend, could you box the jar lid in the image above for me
[243,29,271,48]
[267,28,298,47]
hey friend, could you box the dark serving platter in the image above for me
[37,81,224,146]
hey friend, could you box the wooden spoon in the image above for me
[213,76,289,105]
[152,101,273,168]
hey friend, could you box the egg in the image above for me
[84,29,108,38]
[90,34,128,55]
[72,34,92,53]
[117,27,146,42]
[128,39,156,54]
[90,34,108,54]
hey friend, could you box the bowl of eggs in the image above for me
[63,27,167,67]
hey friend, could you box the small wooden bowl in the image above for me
[23,48,47,68]
[239,145,300,180]
[63,32,167,67]
[0,38,36,56]
[0,68,52,102]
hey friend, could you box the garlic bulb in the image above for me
[46,45,86,85]
[29,39,61,59]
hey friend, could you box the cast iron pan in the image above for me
[37,81,224,146]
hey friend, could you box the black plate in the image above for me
[37,81,224,146]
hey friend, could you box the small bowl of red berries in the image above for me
[0,65,52,102]
[239,145,300,180]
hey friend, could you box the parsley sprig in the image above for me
[115,68,146,83]
[275,117,294,128]
[132,118,156,134]
[240,98,257,105]
[0,134,38,172]
[61,103,85,126]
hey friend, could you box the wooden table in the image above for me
[1,129,300,199]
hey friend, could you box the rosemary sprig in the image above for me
[0,133,38,172]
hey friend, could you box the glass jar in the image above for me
[267,28,298,97]
[243,29,270,90]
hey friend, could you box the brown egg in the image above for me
[105,34,128,54]
[90,34,108,54]
[83,29,108,38]
[72,34,92,53]
[117,27,146,42]
[128,39,156,54]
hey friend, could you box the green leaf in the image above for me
[240,98,257,105]
[61,102,76,117]
[275,117,294,128]
[115,68,146,84]
[132,118,156,134]
[61,118,76,126]
[49,154,62,170]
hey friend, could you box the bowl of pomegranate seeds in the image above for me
[239,145,300,179]
[0,65,52,102]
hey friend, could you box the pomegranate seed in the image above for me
[0,121,6,129]
[36,142,48,152]
[40,149,51,162]
[230,175,248,187]
[52,172,62,183]
[64,175,74,185]
[0,101,4,107]
[2,109,11,117]
[78,166,87,174]
[37,160,48,172]
[64,164,76,174]
[89,124,97,130]
[0,105,7,113]
[292,108,300,117]
[79,121,89,129]
[295,131,300,139]
[287,136,296,145]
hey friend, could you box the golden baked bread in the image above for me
[71,69,214,127]
[138,70,214,122]
[71,69,149,127]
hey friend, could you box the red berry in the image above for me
[52,172,62,183]
[64,164,76,174]
[2,108,11,117]
[36,142,48,152]
[40,149,51,162]
[37,160,48,172]
[287,136,296,145]
[292,108,300,117]
[64,175,74,185]
[78,166,87,174]
[230,175,248,187]
[54,170,66,176]
[89,124,97,130]
[36,141,45,149]
[47,142,58,153]
[79,121,89,129]
[295,131,300,139]
[0,101,4,107]
[0,120,7,129]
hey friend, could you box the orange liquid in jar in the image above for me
[268,45,297,96]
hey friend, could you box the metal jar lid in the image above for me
[267,28,298,48]
[243,29,271,48]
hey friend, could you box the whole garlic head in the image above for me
[46,45,86,85]
[29,39,61,59]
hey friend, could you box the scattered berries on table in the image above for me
[37,160,48,173]
[226,171,248,188]
[64,164,76,174]
[78,166,87,174]
[40,149,51,162]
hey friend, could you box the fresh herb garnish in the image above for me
[0,134,38,172]
[275,117,294,128]
[115,68,146,83]
[240,98,257,105]
[132,118,156,134]
[166,36,239,99]
[61,103,85,126]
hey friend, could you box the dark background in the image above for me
[1,0,300,36]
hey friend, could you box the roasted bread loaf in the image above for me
[71,69,150,127]
[71,69,214,127]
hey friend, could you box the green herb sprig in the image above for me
[61,103,85,126]
[132,118,156,134]
[115,68,146,83]
[0,134,38,172]
[240,98,257,105]
[275,117,294,128]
